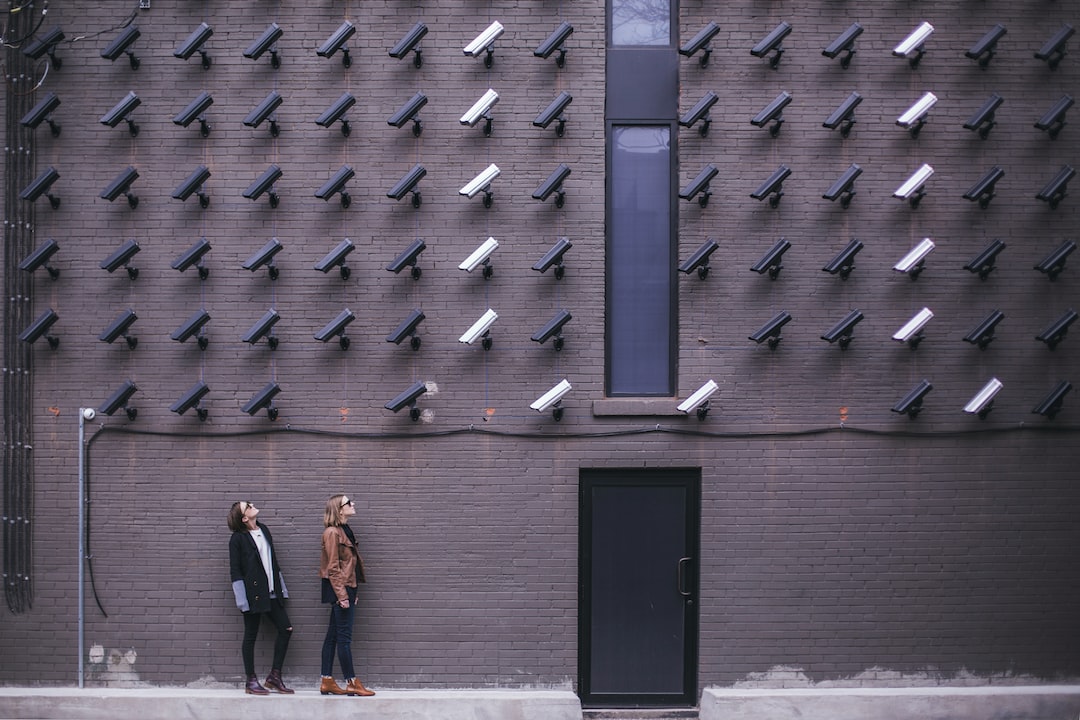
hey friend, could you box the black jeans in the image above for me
[320,586,356,679]
[241,596,292,677]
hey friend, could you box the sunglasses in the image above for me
[340,498,354,508]
[239,501,255,514]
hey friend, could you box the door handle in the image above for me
[676,557,692,597]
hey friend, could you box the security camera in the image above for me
[823,91,862,137]
[530,379,572,420]
[23,26,65,68]
[461,89,500,135]
[173,165,211,207]
[172,237,212,279]
[679,22,720,66]
[170,381,210,421]
[676,379,719,420]
[822,22,863,68]
[1036,309,1078,350]
[173,91,214,136]
[20,166,61,208]
[385,380,427,419]
[100,91,141,135]
[822,238,864,280]
[893,238,935,279]
[750,165,791,207]
[751,91,792,136]
[101,166,140,208]
[459,308,499,349]
[20,238,61,279]
[535,21,574,67]
[751,20,792,68]
[174,22,213,69]
[99,309,138,349]
[244,23,283,67]
[315,165,355,208]
[892,307,934,348]
[964,239,1006,280]
[893,164,934,208]
[893,21,934,67]
[459,164,500,207]
[534,91,573,136]
[81,408,97,421]
[963,310,1005,350]
[459,237,499,276]
[243,164,283,207]
[100,239,141,278]
[678,238,719,279]
[387,164,427,208]
[314,309,356,350]
[533,164,571,207]
[896,92,937,137]
[99,380,139,420]
[821,309,864,350]
[20,92,62,136]
[386,309,426,350]
[749,311,792,349]
[963,94,1003,139]
[317,20,356,67]
[389,22,428,67]
[531,310,572,350]
[387,239,427,279]
[679,92,719,135]
[1033,380,1072,419]
[533,237,573,278]
[1035,23,1074,70]
[244,91,283,136]
[1035,165,1075,209]
[892,379,933,418]
[19,308,60,349]
[315,92,356,136]
[464,20,504,67]
[963,377,1003,418]
[823,164,862,208]
[679,164,719,207]
[242,238,283,279]
[750,238,792,280]
[314,238,355,279]
[966,24,1006,67]
[388,92,428,136]
[242,382,281,420]
[1034,240,1077,280]
[1035,94,1074,139]
[101,25,141,70]
[171,309,211,350]
[242,309,281,349]
[962,166,1004,209]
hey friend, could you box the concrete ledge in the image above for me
[702,685,1080,720]
[0,688,582,720]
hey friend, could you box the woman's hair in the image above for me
[226,502,246,533]
[324,494,348,528]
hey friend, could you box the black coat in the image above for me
[229,522,288,614]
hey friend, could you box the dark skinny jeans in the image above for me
[320,586,357,679]
[241,596,291,678]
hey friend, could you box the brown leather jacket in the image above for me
[320,525,365,603]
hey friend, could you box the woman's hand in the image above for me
[339,598,349,608]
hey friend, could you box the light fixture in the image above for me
[680,164,719,207]
[172,238,212,280]
[893,164,933,208]
[20,92,62,136]
[315,165,355,208]
[676,379,718,420]
[893,238,935,280]
[172,165,211,207]
[315,92,356,136]
[464,20,504,68]
[387,165,427,208]
[100,239,141,279]
[389,22,428,67]
[100,166,140,209]
[317,20,356,67]
[750,21,792,69]
[244,23,283,68]
[680,22,720,67]
[535,21,573,67]
[243,91,283,136]
[170,381,209,421]
[892,307,933,349]
[242,309,280,350]
[100,91,141,136]
[822,164,862,208]
[314,238,355,280]
[459,309,498,350]
[963,377,1003,419]
[314,309,356,350]
[388,92,427,136]
[1035,94,1074,139]
[533,164,571,207]
[533,238,573,279]
[101,25,141,70]
[751,91,792,136]
[19,308,60,350]
[174,22,213,69]
[964,239,1006,280]
[386,309,425,350]
[19,167,60,208]
[893,21,933,67]
[459,164,500,207]
[242,238,283,280]
[963,310,1005,350]
[821,309,864,350]
[679,92,719,136]
[823,91,862,137]
[534,91,573,136]
[1034,240,1077,281]
[99,380,139,421]
[750,165,791,207]
[387,239,426,279]
[749,311,792,350]
[242,382,280,420]
[679,238,719,280]
[822,23,863,68]
[171,309,211,350]
[1032,381,1072,420]
[1036,165,1075,209]
[963,166,1004,209]
[531,310,572,351]
[385,381,427,420]
[963,94,1003,139]
[896,92,937,137]
[1036,309,1078,350]
[530,379,572,421]
[173,91,214,136]
[243,164,282,207]
[966,24,1006,67]
[22,26,65,68]
[892,380,932,419]
[822,239,863,280]
[99,309,138,349]
[19,238,61,279]
[1035,24,1074,70]
[750,238,792,280]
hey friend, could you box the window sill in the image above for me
[592,398,682,417]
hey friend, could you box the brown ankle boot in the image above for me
[264,668,294,694]
[319,676,346,696]
[245,675,270,695]
[345,678,375,696]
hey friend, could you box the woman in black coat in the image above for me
[227,500,294,695]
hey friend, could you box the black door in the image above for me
[579,468,700,708]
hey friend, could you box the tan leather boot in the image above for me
[319,676,347,695]
[345,678,375,696]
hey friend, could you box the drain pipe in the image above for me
[77,407,94,688]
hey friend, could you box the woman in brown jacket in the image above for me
[318,494,375,697]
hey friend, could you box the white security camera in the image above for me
[459,164,501,206]
[963,377,1003,418]
[893,307,934,346]
[459,309,498,347]
[464,21,504,60]
[460,89,499,128]
[530,379,572,419]
[893,163,934,207]
[893,238,936,278]
[81,407,96,421]
[893,21,934,63]
[677,380,719,419]
[896,92,937,136]
[459,237,499,275]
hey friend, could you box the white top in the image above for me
[248,528,274,594]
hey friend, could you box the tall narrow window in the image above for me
[611,0,672,46]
